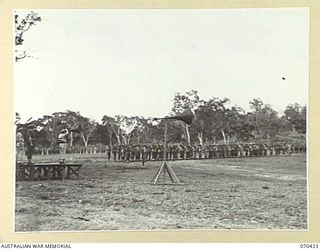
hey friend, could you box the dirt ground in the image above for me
[15,153,307,231]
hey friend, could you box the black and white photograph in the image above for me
[14,8,308,232]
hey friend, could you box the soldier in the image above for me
[24,126,35,164]
[216,145,222,158]
[135,145,141,161]
[16,130,25,162]
[151,144,157,160]
[168,144,172,160]
[191,145,196,159]
[164,144,170,160]
[142,145,147,166]
[57,128,69,155]
[112,145,118,161]
[125,144,131,162]
[269,144,274,156]
[221,145,226,158]
[262,144,268,156]
[196,145,202,159]
[233,144,238,157]
[212,144,217,158]
[243,144,248,157]
[118,145,124,161]
[226,144,231,158]
[286,143,292,155]
[171,145,177,160]
[237,144,244,157]
[106,145,111,160]
[252,144,258,156]
[179,144,186,160]
[275,143,281,155]
[185,145,189,159]
[146,144,152,161]
[129,144,135,161]
[158,144,163,160]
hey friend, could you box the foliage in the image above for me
[283,103,306,134]
[15,11,41,61]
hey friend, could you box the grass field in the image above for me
[15,153,307,231]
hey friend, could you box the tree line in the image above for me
[15,90,306,154]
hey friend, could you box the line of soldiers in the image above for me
[104,143,306,162]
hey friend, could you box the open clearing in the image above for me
[15,153,307,231]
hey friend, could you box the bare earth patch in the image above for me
[15,154,307,231]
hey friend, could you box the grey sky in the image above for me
[14,8,309,123]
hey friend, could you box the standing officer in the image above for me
[57,128,69,155]
[25,126,35,164]
[16,130,25,162]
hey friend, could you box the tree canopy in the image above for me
[15,91,306,153]
[15,11,42,62]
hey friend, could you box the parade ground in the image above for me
[15,153,307,231]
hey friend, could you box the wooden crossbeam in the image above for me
[66,166,81,179]
[17,163,81,181]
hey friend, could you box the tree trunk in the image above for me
[146,127,150,143]
[70,132,73,148]
[137,135,140,144]
[197,132,203,146]
[116,134,121,145]
[185,124,191,145]
[108,128,113,146]
[80,132,89,154]
[221,129,227,144]
[122,135,127,145]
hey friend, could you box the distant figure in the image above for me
[58,129,69,155]
[16,122,35,164]
[16,131,24,162]
[25,128,34,164]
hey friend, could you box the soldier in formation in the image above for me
[108,142,305,162]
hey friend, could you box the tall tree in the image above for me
[128,116,147,144]
[191,97,230,144]
[118,116,142,145]
[171,90,201,144]
[102,115,122,145]
[77,116,97,153]
[249,98,264,138]
[249,98,281,140]
[38,112,66,153]
[223,106,246,143]
[64,110,83,148]
[283,103,306,134]
[142,118,164,144]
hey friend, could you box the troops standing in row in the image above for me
[107,142,306,162]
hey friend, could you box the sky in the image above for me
[14,8,309,123]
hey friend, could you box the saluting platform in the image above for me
[16,162,82,181]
